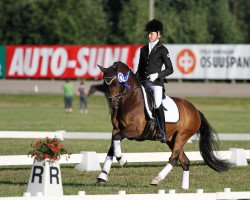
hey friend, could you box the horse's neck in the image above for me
[121,84,144,111]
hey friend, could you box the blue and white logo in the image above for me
[117,71,130,89]
[117,71,130,83]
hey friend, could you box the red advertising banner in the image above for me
[6,45,142,79]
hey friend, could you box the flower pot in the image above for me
[26,159,63,196]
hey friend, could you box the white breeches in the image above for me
[145,80,163,108]
[152,85,163,108]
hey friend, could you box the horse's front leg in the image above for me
[113,135,127,166]
[96,143,114,185]
[96,138,127,185]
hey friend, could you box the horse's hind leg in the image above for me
[150,162,173,186]
[179,150,190,190]
[150,133,190,186]
[150,139,175,186]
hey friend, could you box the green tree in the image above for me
[104,0,124,44]
[156,0,211,43]
[118,0,149,44]
[207,0,243,43]
[0,0,110,44]
[0,0,249,44]
[229,0,250,43]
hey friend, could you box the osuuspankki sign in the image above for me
[4,44,250,80]
[168,44,250,80]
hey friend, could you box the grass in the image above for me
[0,94,112,132]
[0,94,250,133]
[0,94,249,196]
[0,139,249,197]
[188,97,250,133]
[0,139,250,155]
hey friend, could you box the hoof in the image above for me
[120,160,127,168]
[96,178,106,186]
[150,176,162,186]
[181,186,189,190]
[96,172,108,185]
[117,155,127,167]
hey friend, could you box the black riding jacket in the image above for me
[136,41,174,87]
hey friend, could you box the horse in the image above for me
[88,84,106,96]
[96,61,231,189]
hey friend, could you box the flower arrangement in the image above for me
[28,137,70,162]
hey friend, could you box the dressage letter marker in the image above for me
[26,160,63,196]
[31,166,43,183]
[75,151,101,171]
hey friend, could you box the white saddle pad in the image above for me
[141,86,179,123]
[162,96,179,123]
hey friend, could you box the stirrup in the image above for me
[156,130,166,143]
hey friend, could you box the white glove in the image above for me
[147,73,158,82]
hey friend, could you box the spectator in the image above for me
[77,81,88,114]
[63,79,74,113]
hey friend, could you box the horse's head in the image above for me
[98,61,138,99]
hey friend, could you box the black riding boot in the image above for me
[156,104,166,143]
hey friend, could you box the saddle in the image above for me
[136,84,179,141]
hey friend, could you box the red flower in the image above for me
[52,156,57,160]
[35,141,41,147]
[52,147,58,153]
[53,141,59,146]
[29,137,70,162]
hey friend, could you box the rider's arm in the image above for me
[158,47,174,79]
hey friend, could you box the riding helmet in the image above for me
[144,19,163,35]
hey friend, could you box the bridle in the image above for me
[104,70,129,100]
[102,64,141,111]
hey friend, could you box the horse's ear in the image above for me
[97,65,106,73]
[112,62,119,69]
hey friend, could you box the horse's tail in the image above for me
[198,110,231,172]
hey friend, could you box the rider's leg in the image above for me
[156,104,166,142]
[153,86,166,142]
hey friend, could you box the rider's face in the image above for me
[148,31,160,43]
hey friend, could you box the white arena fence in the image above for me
[0,131,249,166]
[0,188,250,200]
[0,130,250,141]
[0,149,249,166]
[0,132,249,199]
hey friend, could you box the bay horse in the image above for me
[96,61,231,189]
[88,84,106,96]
